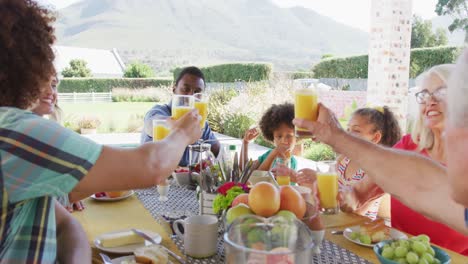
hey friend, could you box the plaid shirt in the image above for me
[0,107,102,263]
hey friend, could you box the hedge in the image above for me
[313,46,463,79]
[58,78,172,93]
[173,63,272,83]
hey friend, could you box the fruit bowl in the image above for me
[373,239,451,264]
[223,215,315,263]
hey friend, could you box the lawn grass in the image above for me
[61,102,157,133]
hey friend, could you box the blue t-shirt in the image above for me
[141,102,217,166]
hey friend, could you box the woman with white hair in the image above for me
[392,64,468,255]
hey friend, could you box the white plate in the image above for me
[343,225,408,248]
[90,190,134,202]
[94,229,162,254]
[112,256,174,264]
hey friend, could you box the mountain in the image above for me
[55,0,369,73]
[431,15,466,46]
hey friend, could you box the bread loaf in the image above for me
[134,245,168,264]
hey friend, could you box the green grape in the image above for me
[395,258,408,264]
[418,259,429,264]
[411,241,427,255]
[350,231,359,240]
[359,234,371,245]
[406,252,419,264]
[399,239,410,248]
[383,244,391,250]
[395,246,409,258]
[421,252,434,263]
[391,241,400,248]
[416,234,430,243]
[382,247,395,259]
[433,258,441,264]
[427,246,435,257]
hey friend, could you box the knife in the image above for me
[131,228,186,264]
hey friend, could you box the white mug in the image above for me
[173,215,218,258]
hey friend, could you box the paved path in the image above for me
[82,132,317,170]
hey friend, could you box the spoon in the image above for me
[131,228,186,264]
[331,230,344,235]
[99,253,113,264]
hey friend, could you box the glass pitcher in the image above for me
[188,143,218,192]
[224,215,315,263]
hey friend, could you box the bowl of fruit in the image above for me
[224,214,315,264]
[373,235,451,264]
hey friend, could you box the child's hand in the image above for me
[243,127,260,144]
[275,145,292,159]
[296,168,317,185]
[271,165,295,179]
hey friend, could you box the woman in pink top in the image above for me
[393,64,468,255]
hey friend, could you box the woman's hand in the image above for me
[271,165,296,179]
[243,127,260,144]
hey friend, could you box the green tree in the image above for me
[62,59,92,78]
[124,62,154,78]
[435,0,468,43]
[321,54,334,60]
[411,15,448,48]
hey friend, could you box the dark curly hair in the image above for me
[259,103,295,142]
[353,106,402,147]
[0,0,56,109]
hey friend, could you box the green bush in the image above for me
[313,55,369,78]
[58,78,172,93]
[173,63,272,83]
[312,46,463,79]
[291,71,314,79]
[303,142,336,161]
[223,113,255,139]
[112,95,157,102]
[124,62,155,78]
[409,46,463,77]
[254,134,275,149]
[207,88,238,133]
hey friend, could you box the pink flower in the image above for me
[217,182,250,196]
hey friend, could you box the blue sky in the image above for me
[37,0,438,32]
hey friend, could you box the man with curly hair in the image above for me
[240,103,298,171]
[0,1,202,262]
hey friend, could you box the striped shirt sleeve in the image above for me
[0,108,102,203]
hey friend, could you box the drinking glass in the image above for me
[194,93,209,129]
[316,160,339,214]
[172,95,194,120]
[152,118,170,142]
[157,179,170,202]
[294,80,318,138]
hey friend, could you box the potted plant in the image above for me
[78,116,101,134]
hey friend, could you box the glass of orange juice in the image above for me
[152,119,170,142]
[294,81,318,138]
[194,93,209,129]
[316,160,339,214]
[172,95,194,120]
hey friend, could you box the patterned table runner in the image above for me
[136,185,372,264]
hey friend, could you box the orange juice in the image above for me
[316,173,338,211]
[276,175,290,186]
[153,125,170,141]
[294,91,318,137]
[172,107,192,120]
[194,101,208,128]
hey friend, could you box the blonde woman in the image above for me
[392,64,468,255]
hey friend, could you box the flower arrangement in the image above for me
[212,182,249,214]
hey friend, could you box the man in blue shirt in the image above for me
[141,66,220,166]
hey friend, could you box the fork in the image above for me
[99,253,113,264]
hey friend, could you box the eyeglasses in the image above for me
[415,87,447,104]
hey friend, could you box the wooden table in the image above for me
[321,212,468,263]
[72,195,183,264]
